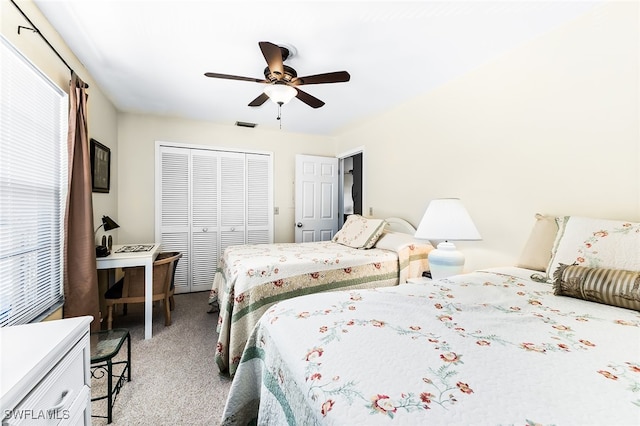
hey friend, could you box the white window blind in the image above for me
[0,35,68,326]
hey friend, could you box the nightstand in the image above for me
[407,277,432,284]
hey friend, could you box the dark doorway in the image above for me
[342,152,363,223]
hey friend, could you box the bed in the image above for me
[221,215,640,425]
[209,216,434,377]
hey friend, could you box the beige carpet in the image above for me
[91,292,231,425]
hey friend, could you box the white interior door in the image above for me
[246,153,273,244]
[158,147,190,293]
[190,150,219,293]
[220,152,246,253]
[295,154,339,243]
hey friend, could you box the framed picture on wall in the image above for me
[90,138,110,193]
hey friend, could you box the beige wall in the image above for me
[334,1,640,272]
[5,0,638,276]
[116,113,335,244]
[1,0,119,244]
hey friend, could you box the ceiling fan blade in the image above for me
[204,72,266,83]
[295,88,325,109]
[292,71,351,86]
[248,92,269,107]
[259,41,284,80]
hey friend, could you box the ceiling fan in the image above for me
[204,41,350,109]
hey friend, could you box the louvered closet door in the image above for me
[191,150,220,292]
[220,152,246,253]
[157,144,274,293]
[159,147,190,293]
[246,154,272,244]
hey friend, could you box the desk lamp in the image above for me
[414,199,481,280]
[95,215,119,234]
[94,215,119,256]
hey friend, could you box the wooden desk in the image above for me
[96,244,160,339]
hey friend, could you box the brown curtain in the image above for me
[63,72,100,332]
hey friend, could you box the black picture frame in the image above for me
[90,138,110,193]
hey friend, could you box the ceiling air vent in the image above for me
[235,121,256,128]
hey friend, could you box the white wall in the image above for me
[334,1,639,272]
[116,113,335,244]
[1,0,119,244]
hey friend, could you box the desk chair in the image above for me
[104,252,181,330]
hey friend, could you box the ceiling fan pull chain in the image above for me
[277,103,282,129]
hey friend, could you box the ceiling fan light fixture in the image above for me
[264,84,297,105]
[205,41,348,110]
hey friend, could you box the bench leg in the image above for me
[107,359,113,424]
[127,331,131,382]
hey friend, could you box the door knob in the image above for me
[296,222,303,228]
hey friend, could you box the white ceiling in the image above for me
[34,0,600,135]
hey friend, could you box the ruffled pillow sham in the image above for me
[546,216,640,279]
[332,215,386,249]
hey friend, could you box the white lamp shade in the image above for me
[263,84,297,105]
[414,198,481,241]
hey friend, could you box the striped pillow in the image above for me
[553,264,640,311]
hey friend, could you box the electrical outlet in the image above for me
[369,207,373,216]
[274,207,279,215]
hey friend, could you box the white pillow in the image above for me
[546,216,640,282]
[332,215,387,249]
[374,231,422,252]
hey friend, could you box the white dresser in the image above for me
[0,316,92,425]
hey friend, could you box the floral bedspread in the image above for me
[210,240,432,377]
[222,267,640,425]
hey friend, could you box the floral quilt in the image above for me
[222,267,640,425]
[209,240,432,377]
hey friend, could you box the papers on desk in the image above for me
[115,245,155,253]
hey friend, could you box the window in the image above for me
[0,35,68,326]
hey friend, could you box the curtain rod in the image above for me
[10,0,88,88]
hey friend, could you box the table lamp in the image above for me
[414,198,481,280]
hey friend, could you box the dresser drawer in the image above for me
[5,334,89,425]
[60,385,90,426]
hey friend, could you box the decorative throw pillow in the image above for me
[545,216,640,282]
[553,264,640,312]
[332,215,387,249]
[516,213,558,272]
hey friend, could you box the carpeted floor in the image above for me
[90,292,231,425]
